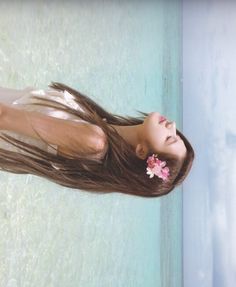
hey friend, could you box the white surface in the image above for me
[183,1,236,286]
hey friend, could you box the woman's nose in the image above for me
[167,121,176,134]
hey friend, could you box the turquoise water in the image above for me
[0,1,182,286]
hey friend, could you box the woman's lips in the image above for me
[159,115,166,123]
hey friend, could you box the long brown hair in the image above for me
[0,82,195,197]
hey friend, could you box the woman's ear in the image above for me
[135,143,148,160]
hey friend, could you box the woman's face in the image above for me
[142,112,187,159]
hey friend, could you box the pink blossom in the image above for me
[146,154,170,181]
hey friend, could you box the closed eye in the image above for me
[166,136,177,145]
[166,136,172,142]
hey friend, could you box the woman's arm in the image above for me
[0,103,106,157]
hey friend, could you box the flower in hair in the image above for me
[146,154,170,181]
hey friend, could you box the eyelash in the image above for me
[166,136,172,142]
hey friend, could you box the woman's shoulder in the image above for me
[9,86,108,160]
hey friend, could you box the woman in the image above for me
[0,82,195,197]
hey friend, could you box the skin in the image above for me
[111,111,187,160]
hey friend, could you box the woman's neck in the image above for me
[110,124,143,149]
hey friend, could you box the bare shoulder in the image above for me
[84,123,108,159]
[58,121,108,160]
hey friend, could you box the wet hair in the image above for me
[0,82,195,197]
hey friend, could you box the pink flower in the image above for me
[146,154,170,181]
